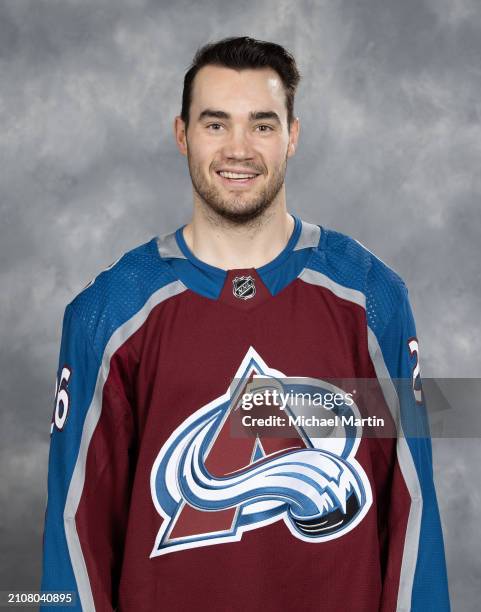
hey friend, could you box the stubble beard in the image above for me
[187,152,288,225]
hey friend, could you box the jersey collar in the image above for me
[156,214,321,305]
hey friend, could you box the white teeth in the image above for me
[219,171,257,179]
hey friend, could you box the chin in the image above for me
[210,199,273,223]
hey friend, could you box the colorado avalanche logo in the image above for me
[150,347,372,557]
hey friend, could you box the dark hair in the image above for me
[181,36,301,131]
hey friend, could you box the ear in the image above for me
[174,115,188,156]
[287,116,300,158]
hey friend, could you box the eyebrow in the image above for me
[198,109,282,125]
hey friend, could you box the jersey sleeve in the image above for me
[372,286,450,611]
[40,303,135,611]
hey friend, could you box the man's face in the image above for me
[175,65,299,224]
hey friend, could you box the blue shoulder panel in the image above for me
[304,227,372,294]
[71,238,178,358]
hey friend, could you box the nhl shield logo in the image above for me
[232,275,256,300]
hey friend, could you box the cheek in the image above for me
[261,138,288,162]
[265,148,288,170]
[190,140,218,169]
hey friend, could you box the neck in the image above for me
[182,193,294,271]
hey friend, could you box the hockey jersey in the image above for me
[40,214,450,611]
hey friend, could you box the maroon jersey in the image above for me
[41,215,450,611]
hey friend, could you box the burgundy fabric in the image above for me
[76,274,409,611]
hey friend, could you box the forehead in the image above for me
[191,65,286,118]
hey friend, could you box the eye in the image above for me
[206,123,224,131]
[256,124,274,132]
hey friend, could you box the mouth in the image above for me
[215,170,261,187]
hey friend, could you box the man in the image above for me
[40,37,450,611]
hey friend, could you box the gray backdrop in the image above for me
[1,0,480,610]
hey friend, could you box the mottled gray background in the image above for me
[1,0,480,609]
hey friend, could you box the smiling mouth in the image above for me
[215,170,261,185]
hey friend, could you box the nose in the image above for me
[221,125,254,160]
